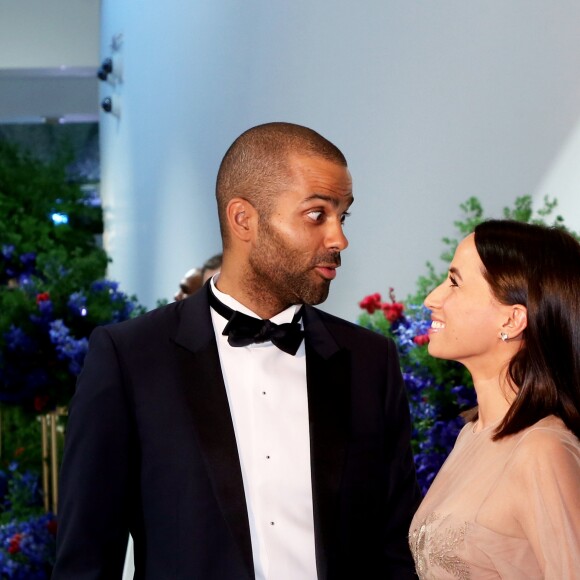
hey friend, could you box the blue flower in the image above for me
[90,280,140,323]
[0,512,56,578]
[1,245,15,260]
[48,321,89,376]
[17,273,33,287]
[4,327,36,354]
[19,253,36,268]
[90,279,119,294]
[67,292,88,317]
[393,305,432,354]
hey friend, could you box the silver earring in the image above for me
[500,332,508,342]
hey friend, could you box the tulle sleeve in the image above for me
[509,426,580,579]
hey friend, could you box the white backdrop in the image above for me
[99,0,580,322]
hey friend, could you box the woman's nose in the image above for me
[424,283,443,310]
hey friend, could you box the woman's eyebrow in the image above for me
[449,266,463,281]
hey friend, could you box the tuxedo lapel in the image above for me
[172,286,254,579]
[303,307,351,580]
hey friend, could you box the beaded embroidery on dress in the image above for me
[410,513,470,580]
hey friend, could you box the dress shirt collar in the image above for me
[210,274,303,326]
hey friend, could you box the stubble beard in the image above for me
[247,221,338,311]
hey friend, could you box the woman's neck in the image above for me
[471,371,517,430]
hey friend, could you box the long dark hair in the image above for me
[474,219,580,440]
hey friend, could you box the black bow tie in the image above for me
[208,286,304,356]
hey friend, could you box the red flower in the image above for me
[36,292,50,304]
[7,533,23,554]
[413,334,430,346]
[14,447,25,458]
[46,518,58,536]
[358,293,383,314]
[380,288,405,322]
[382,302,404,322]
[34,395,50,412]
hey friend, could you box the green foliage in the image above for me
[0,140,107,277]
[357,310,394,341]
[0,468,42,525]
[0,407,44,472]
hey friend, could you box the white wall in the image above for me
[0,0,99,68]
[533,116,580,228]
[99,0,580,320]
[0,0,100,121]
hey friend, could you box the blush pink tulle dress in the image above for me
[409,415,580,579]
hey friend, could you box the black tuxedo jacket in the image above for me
[54,285,421,579]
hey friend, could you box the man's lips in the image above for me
[315,265,338,280]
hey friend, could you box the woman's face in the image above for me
[424,234,508,367]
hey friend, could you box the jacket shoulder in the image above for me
[307,306,396,349]
[98,300,181,336]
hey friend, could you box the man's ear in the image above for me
[501,304,528,340]
[226,198,257,243]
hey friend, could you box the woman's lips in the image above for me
[428,320,446,333]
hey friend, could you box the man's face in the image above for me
[174,268,202,301]
[202,267,220,284]
[248,154,353,307]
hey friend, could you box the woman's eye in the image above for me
[340,212,351,225]
[449,275,458,287]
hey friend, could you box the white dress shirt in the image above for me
[210,276,317,580]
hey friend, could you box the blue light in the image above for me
[51,212,69,225]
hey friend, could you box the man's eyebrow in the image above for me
[449,266,463,281]
[302,193,354,209]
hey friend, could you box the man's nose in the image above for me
[325,220,349,252]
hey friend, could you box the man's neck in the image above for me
[212,275,298,320]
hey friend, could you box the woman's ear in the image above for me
[226,198,257,243]
[501,304,528,340]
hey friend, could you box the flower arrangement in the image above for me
[358,195,579,494]
[0,463,56,579]
[0,139,146,416]
[0,256,145,414]
[0,135,147,576]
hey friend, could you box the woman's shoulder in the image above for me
[506,417,580,534]
[511,416,579,465]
